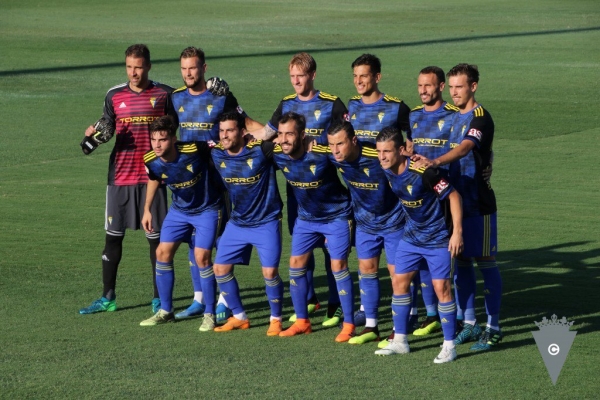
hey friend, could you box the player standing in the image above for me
[375,127,462,363]
[274,112,356,342]
[209,112,284,335]
[139,116,222,329]
[79,44,175,315]
[413,64,502,351]
[326,121,405,345]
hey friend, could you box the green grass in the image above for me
[1,0,599,398]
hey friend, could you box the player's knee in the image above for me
[194,248,212,267]
[392,273,411,294]
[156,244,175,262]
[262,267,278,279]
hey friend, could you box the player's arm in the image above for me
[332,98,349,123]
[142,175,161,233]
[447,189,463,258]
[248,101,283,141]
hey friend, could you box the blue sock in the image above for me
[189,251,202,293]
[199,265,216,314]
[333,268,354,324]
[359,272,379,324]
[305,253,316,302]
[155,261,174,312]
[264,274,284,318]
[215,272,244,315]
[419,268,438,316]
[478,260,502,328]
[438,300,457,341]
[391,294,412,334]
[455,259,476,322]
[289,266,309,319]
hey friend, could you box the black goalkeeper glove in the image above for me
[206,77,230,96]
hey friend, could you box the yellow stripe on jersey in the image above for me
[350,95,362,101]
[411,105,425,112]
[173,86,187,93]
[283,93,298,100]
[246,140,263,149]
[214,143,225,150]
[178,143,198,153]
[408,160,427,173]
[311,144,329,154]
[444,103,460,112]
[318,92,339,101]
[362,147,379,158]
[383,95,402,103]
[273,144,283,153]
[143,151,157,163]
[474,106,485,118]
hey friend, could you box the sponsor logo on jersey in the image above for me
[247,159,254,169]
[179,122,214,130]
[288,179,323,188]
[314,109,321,121]
[220,161,226,168]
[119,102,126,108]
[309,164,316,175]
[236,106,244,114]
[223,173,261,185]
[207,105,213,115]
[178,106,184,112]
[150,97,156,108]
[401,198,423,208]
[161,173,168,179]
[412,138,448,147]
[467,128,482,141]
[433,179,449,196]
[170,174,201,189]
[355,130,380,138]
[186,164,193,173]
[438,119,445,131]
[347,181,379,190]
[363,167,370,177]
[377,112,385,123]
[407,185,413,195]
[441,318,449,323]
[119,116,160,124]
[305,128,324,137]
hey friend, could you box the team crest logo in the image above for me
[107,216,113,225]
[207,105,213,115]
[150,97,156,108]
[178,106,184,112]
[186,164,193,173]
[119,102,126,108]
[351,114,356,120]
[314,110,321,121]
[438,119,445,131]
[413,122,418,129]
[309,165,316,175]
[283,167,289,173]
[247,159,254,169]
[161,173,168,179]
[407,185,413,195]
[220,161,226,168]
[378,112,385,123]
[363,168,370,177]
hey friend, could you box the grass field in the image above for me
[1,0,599,398]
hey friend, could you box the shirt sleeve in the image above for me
[267,100,285,131]
[422,167,453,200]
[396,101,411,136]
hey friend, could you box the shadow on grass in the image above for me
[2,26,599,77]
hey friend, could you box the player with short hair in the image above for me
[405,66,460,337]
[139,115,222,329]
[274,112,356,342]
[413,64,502,351]
[326,121,405,345]
[79,44,175,315]
[209,112,285,335]
[375,127,462,363]
[172,46,263,322]
[256,52,348,326]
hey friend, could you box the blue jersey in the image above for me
[448,105,496,217]
[409,102,459,164]
[144,142,222,215]
[273,145,352,222]
[328,142,404,235]
[347,94,411,144]
[384,161,453,248]
[268,91,348,145]
[211,140,283,227]
[172,87,247,142]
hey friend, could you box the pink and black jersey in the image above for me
[103,81,175,186]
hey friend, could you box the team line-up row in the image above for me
[78,44,502,364]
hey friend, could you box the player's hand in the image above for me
[448,233,463,258]
[303,138,316,152]
[482,165,493,183]
[142,211,153,234]
[84,125,96,137]
[411,154,435,169]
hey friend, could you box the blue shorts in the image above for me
[355,227,402,265]
[394,240,452,280]
[214,219,282,268]
[462,213,497,258]
[291,219,352,260]
[160,207,219,250]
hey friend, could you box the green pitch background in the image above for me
[1,0,599,398]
